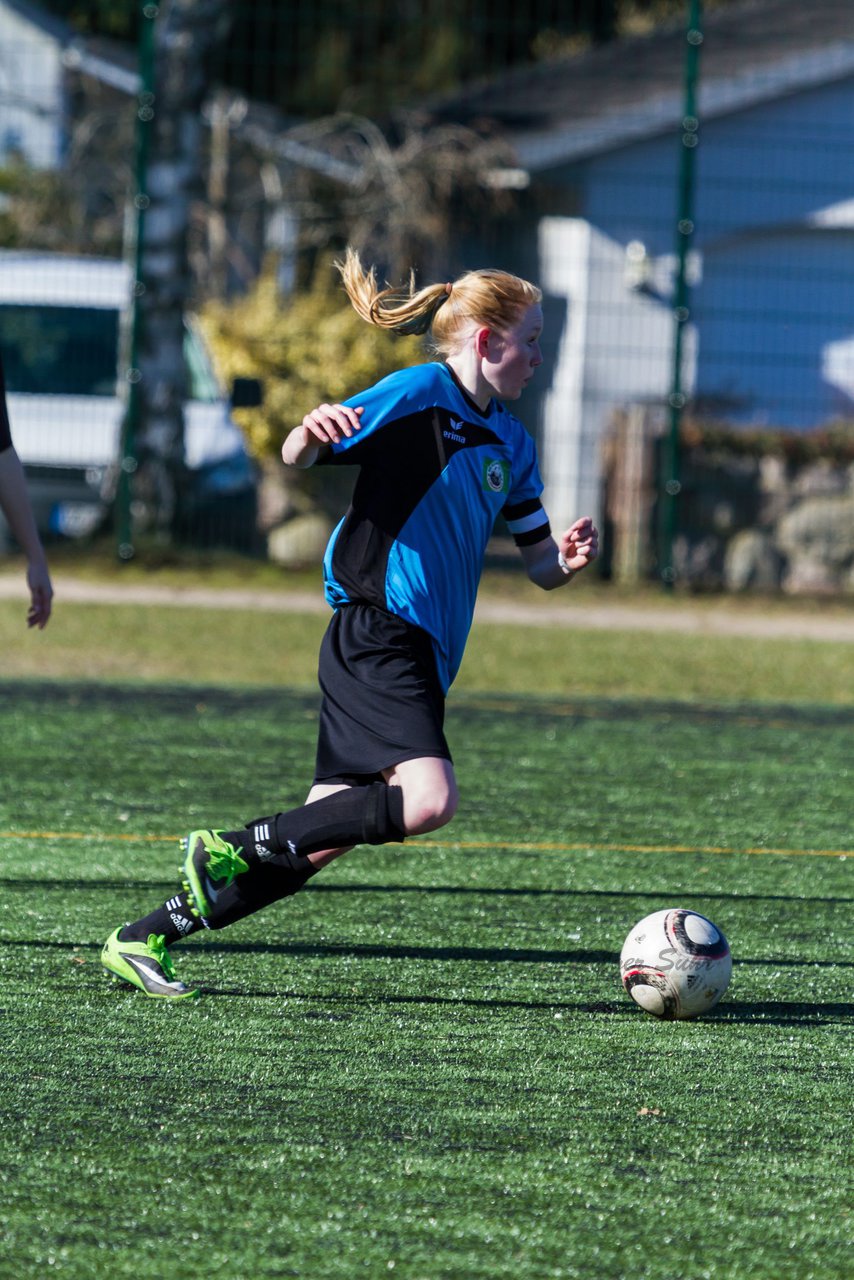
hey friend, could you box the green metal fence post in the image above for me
[660,0,703,588]
[116,2,157,563]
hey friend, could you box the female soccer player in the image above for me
[101,249,599,998]
[0,350,53,629]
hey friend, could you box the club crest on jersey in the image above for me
[483,458,510,494]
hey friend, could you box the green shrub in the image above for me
[682,415,854,466]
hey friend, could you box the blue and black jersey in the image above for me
[320,361,550,692]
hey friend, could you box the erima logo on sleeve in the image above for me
[483,458,510,494]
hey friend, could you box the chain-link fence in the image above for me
[1,0,852,591]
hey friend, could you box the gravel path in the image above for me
[2,573,853,642]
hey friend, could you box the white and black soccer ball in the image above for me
[620,908,732,1020]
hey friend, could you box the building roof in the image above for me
[0,0,139,94]
[428,0,854,171]
[0,0,68,42]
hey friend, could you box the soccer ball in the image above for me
[620,908,732,1020]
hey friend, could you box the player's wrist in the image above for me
[557,552,575,579]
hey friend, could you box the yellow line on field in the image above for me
[413,839,851,859]
[1,831,849,858]
[2,830,171,844]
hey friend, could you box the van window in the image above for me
[0,302,221,403]
[0,304,120,396]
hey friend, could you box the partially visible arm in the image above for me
[282,403,364,469]
[518,516,599,591]
[0,445,53,628]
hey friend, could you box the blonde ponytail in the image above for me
[335,247,450,336]
[336,247,541,356]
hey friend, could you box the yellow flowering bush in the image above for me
[199,263,424,461]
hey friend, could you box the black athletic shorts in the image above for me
[314,603,452,785]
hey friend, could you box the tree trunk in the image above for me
[134,0,230,541]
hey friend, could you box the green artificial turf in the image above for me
[3,595,854,704]
[0,680,851,1279]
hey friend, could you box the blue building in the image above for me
[431,0,854,530]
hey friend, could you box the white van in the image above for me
[0,250,260,546]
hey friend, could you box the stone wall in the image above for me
[605,409,854,594]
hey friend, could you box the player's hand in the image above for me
[559,516,599,572]
[299,403,364,446]
[26,559,53,629]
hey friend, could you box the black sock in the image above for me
[152,785,405,937]
[201,858,319,930]
[227,782,407,872]
[119,891,202,947]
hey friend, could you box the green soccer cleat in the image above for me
[101,928,199,1000]
[181,828,249,919]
